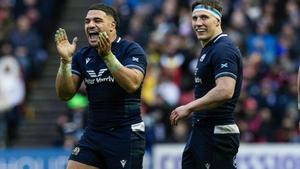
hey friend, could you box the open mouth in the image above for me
[88,32,99,41]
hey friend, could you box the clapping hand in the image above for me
[55,28,78,63]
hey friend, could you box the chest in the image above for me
[81,52,122,85]
[194,52,214,81]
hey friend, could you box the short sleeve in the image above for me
[71,49,83,78]
[212,44,238,80]
[122,42,147,75]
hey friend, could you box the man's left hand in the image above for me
[97,32,111,57]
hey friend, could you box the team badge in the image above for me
[72,147,80,156]
[132,57,139,62]
[221,63,228,68]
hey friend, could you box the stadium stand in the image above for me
[0,0,299,149]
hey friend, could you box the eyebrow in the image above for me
[85,17,103,20]
[192,13,209,18]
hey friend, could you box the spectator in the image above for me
[0,40,25,147]
[10,15,48,80]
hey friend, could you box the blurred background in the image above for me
[0,0,300,169]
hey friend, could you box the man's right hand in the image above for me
[55,28,78,63]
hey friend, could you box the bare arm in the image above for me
[110,65,144,93]
[98,32,144,93]
[54,28,81,100]
[55,65,81,100]
[170,76,236,125]
[186,76,235,112]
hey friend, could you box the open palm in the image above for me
[55,28,78,63]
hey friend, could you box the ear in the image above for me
[110,21,116,32]
[216,19,220,27]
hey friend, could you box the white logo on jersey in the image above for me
[221,63,228,68]
[205,163,210,169]
[85,57,91,64]
[194,68,198,76]
[200,54,206,62]
[120,160,127,168]
[85,69,114,84]
[233,155,237,168]
[72,147,80,156]
[195,77,202,84]
[87,69,107,78]
[132,57,139,62]
[85,76,114,84]
[194,68,202,84]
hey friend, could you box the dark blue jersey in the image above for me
[71,37,147,129]
[193,34,243,125]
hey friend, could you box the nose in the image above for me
[87,21,96,29]
[88,22,95,28]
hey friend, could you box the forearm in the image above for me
[55,62,77,100]
[103,52,143,93]
[186,86,230,112]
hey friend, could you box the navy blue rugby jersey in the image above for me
[71,37,147,129]
[193,33,243,125]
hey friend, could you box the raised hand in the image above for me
[97,32,112,57]
[55,28,78,63]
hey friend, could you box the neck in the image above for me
[202,28,222,47]
[109,32,117,43]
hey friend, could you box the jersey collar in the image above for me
[112,36,121,45]
[203,33,227,48]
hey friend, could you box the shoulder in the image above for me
[73,46,93,59]
[209,39,243,67]
[76,46,92,55]
[117,38,146,55]
[127,41,146,55]
[120,38,143,49]
[212,36,241,56]
[214,35,235,48]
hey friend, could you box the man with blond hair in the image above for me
[170,0,243,168]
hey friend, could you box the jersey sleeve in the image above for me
[122,42,147,75]
[71,48,85,79]
[212,44,239,80]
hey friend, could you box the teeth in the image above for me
[195,28,205,32]
[89,32,98,37]
[88,32,99,40]
[90,35,99,40]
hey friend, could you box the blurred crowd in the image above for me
[0,0,62,146]
[1,0,300,148]
[57,0,300,149]
[103,0,300,146]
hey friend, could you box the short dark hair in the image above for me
[88,3,120,31]
[191,0,223,13]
